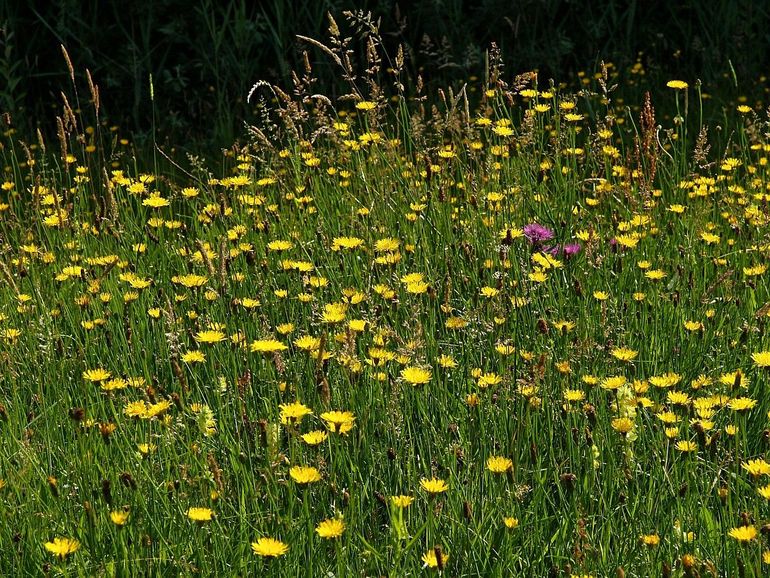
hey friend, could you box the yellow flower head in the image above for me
[290,466,322,484]
[251,537,289,557]
[611,347,638,362]
[194,330,226,344]
[729,525,757,542]
[752,351,770,368]
[611,417,634,435]
[420,477,449,494]
[666,80,689,90]
[503,517,519,529]
[320,410,356,434]
[742,458,770,477]
[401,366,432,385]
[279,401,312,425]
[83,368,111,382]
[110,510,130,526]
[422,547,449,569]
[44,537,80,559]
[187,507,214,522]
[391,495,414,508]
[315,517,345,539]
[301,430,328,446]
[486,456,513,473]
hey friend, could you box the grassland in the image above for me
[2,28,770,577]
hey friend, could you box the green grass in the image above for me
[2,39,770,577]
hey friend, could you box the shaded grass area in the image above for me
[2,2,769,150]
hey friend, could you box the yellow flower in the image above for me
[294,335,321,350]
[478,372,502,388]
[422,548,449,569]
[391,495,414,508]
[400,366,432,385]
[486,456,513,473]
[267,239,293,251]
[563,389,585,403]
[667,391,691,406]
[720,370,748,388]
[348,319,367,332]
[44,537,80,559]
[249,339,288,353]
[420,477,449,494]
[503,517,519,529]
[553,320,576,333]
[757,484,770,500]
[194,330,226,344]
[684,320,704,332]
[290,466,322,484]
[649,373,681,388]
[600,375,626,391]
[181,350,206,363]
[656,411,679,424]
[666,80,689,90]
[251,537,289,557]
[110,510,130,526]
[355,100,377,111]
[641,533,660,547]
[302,430,328,445]
[752,351,770,368]
[729,397,757,411]
[645,269,666,280]
[276,322,295,335]
[614,234,639,249]
[445,316,468,329]
[742,458,770,477]
[332,236,364,251]
[315,517,345,539]
[187,507,214,522]
[142,193,170,208]
[675,440,698,452]
[374,237,400,252]
[610,347,638,362]
[146,400,171,418]
[320,410,356,434]
[279,401,312,425]
[83,368,111,382]
[728,525,757,542]
[493,125,514,137]
[321,302,347,323]
[611,417,634,435]
[171,273,208,288]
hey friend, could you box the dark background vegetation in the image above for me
[2,0,769,150]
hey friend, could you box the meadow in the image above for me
[3,16,770,577]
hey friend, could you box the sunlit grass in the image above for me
[1,25,770,577]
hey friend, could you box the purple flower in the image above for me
[563,243,582,257]
[523,223,554,244]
